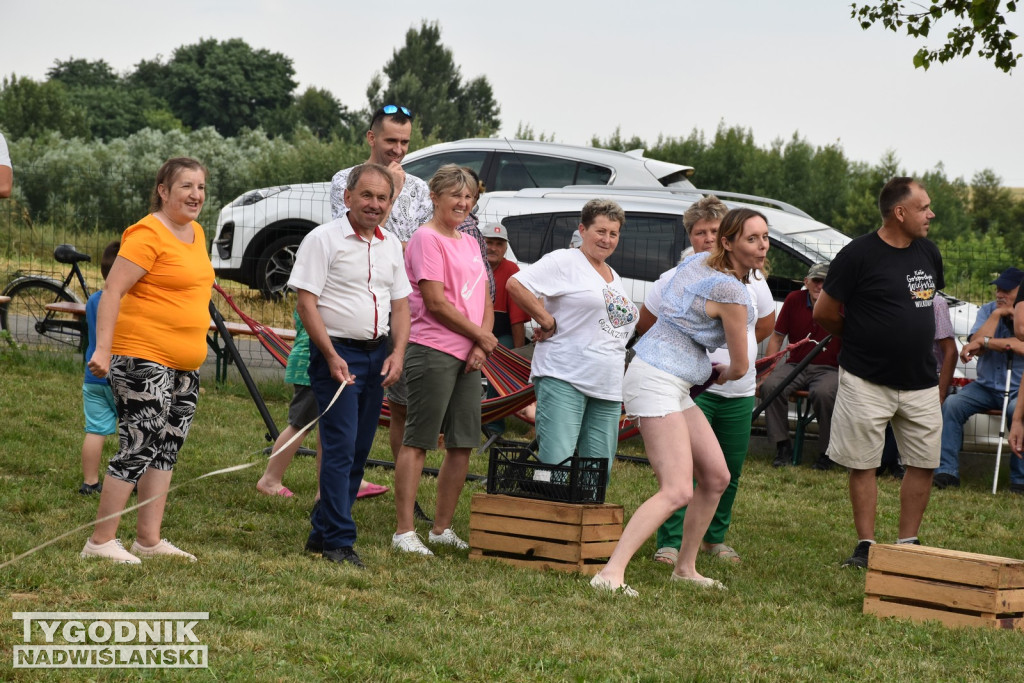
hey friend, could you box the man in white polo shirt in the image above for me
[290,163,412,568]
[329,105,432,483]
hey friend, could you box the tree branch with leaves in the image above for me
[851,0,1020,71]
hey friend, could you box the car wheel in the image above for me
[257,235,302,299]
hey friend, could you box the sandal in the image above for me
[701,543,741,564]
[652,546,679,565]
[670,573,727,590]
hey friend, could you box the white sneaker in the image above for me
[80,539,141,564]
[590,573,639,597]
[392,531,434,555]
[131,539,197,562]
[427,528,469,550]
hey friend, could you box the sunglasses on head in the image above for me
[379,104,412,118]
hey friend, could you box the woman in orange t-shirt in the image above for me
[80,157,214,565]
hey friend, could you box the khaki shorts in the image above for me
[622,357,696,419]
[402,343,481,450]
[827,368,941,470]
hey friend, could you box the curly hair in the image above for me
[580,198,625,228]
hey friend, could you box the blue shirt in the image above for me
[971,301,1023,395]
[634,252,753,385]
[84,290,106,385]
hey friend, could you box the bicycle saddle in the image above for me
[53,244,92,264]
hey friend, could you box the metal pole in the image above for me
[752,334,834,420]
[209,301,281,441]
[992,348,1014,495]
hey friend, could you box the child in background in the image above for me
[79,241,121,494]
[256,309,389,500]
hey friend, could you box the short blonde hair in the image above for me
[683,195,728,233]
[429,164,476,198]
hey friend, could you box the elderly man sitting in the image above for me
[935,267,1024,490]
[762,263,842,470]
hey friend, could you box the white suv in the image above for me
[210,139,695,295]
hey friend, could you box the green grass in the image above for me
[2,347,1024,681]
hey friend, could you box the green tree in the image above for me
[919,164,971,241]
[47,58,120,88]
[366,21,500,140]
[0,75,88,139]
[46,57,181,140]
[590,126,648,153]
[136,38,298,137]
[969,168,1018,236]
[514,122,556,142]
[852,0,1021,71]
[293,86,354,140]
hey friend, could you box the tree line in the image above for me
[591,124,1024,279]
[0,22,500,143]
[1,20,1021,296]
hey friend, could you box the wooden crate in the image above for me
[863,543,1024,629]
[468,493,622,575]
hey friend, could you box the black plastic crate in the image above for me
[486,440,607,504]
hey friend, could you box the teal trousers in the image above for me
[534,375,620,477]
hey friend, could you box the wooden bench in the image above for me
[45,301,296,383]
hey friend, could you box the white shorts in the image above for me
[622,357,696,418]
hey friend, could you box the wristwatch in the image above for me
[983,336,991,349]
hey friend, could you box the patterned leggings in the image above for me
[106,356,200,484]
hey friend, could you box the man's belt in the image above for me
[330,336,386,351]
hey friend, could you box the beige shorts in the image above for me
[622,357,695,418]
[827,368,941,470]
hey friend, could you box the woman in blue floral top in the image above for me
[590,208,770,596]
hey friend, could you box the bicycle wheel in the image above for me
[0,279,83,352]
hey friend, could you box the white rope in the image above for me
[0,381,347,570]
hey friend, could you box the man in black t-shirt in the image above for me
[814,177,944,569]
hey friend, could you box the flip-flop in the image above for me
[356,483,390,499]
[669,573,727,590]
[702,543,741,564]
[257,486,294,498]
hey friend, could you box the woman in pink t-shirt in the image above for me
[392,165,496,555]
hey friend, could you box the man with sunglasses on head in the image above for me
[329,106,434,518]
[330,105,432,241]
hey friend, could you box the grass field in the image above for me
[2,346,1024,681]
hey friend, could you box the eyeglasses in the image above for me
[379,104,412,118]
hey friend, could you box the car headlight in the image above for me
[229,185,290,208]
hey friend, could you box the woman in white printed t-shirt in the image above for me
[507,199,639,476]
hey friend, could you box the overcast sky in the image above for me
[4,1,1023,185]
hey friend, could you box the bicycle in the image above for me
[1,244,93,352]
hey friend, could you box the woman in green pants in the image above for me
[634,196,775,565]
